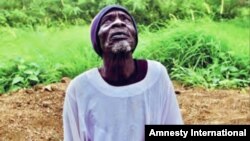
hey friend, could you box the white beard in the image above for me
[111,40,131,53]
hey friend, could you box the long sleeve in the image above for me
[161,66,184,124]
[63,81,82,141]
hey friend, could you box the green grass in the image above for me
[195,20,249,58]
[135,19,249,88]
[0,19,249,93]
[1,20,248,64]
[179,19,249,58]
[0,26,101,78]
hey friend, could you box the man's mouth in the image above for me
[110,32,129,40]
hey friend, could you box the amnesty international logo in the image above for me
[145,125,249,140]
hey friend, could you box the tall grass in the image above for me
[0,26,101,93]
[0,26,101,77]
[136,19,249,88]
[0,19,249,93]
[0,0,249,27]
[183,19,249,59]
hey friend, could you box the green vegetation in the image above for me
[0,0,249,94]
[0,58,60,92]
[136,20,249,88]
[0,0,249,27]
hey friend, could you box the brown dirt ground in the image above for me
[0,78,249,141]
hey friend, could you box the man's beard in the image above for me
[102,40,134,82]
[111,40,132,54]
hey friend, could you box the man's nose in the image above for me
[111,17,126,28]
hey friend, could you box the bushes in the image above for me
[0,58,61,94]
[0,23,249,94]
[137,28,250,88]
[0,0,249,27]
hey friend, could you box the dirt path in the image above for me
[0,79,249,141]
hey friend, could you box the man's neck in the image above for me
[100,52,135,82]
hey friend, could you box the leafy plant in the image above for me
[135,26,250,88]
[0,0,249,27]
[0,58,61,94]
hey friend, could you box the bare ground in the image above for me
[0,78,249,141]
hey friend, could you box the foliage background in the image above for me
[0,0,249,27]
[0,0,249,93]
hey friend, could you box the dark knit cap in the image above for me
[90,5,138,57]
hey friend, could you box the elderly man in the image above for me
[63,5,183,141]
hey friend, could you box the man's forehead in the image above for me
[104,10,129,17]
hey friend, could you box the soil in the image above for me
[0,78,249,141]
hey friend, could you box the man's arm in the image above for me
[63,81,82,141]
[161,66,184,124]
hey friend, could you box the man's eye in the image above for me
[122,16,131,23]
[102,19,111,25]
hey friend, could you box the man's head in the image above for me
[90,5,138,57]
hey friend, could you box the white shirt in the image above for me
[63,60,183,141]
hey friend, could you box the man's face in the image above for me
[98,10,136,54]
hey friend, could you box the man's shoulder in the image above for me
[69,68,98,87]
[143,59,166,80]
[146,59,162,65]
[146,59,166,71]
